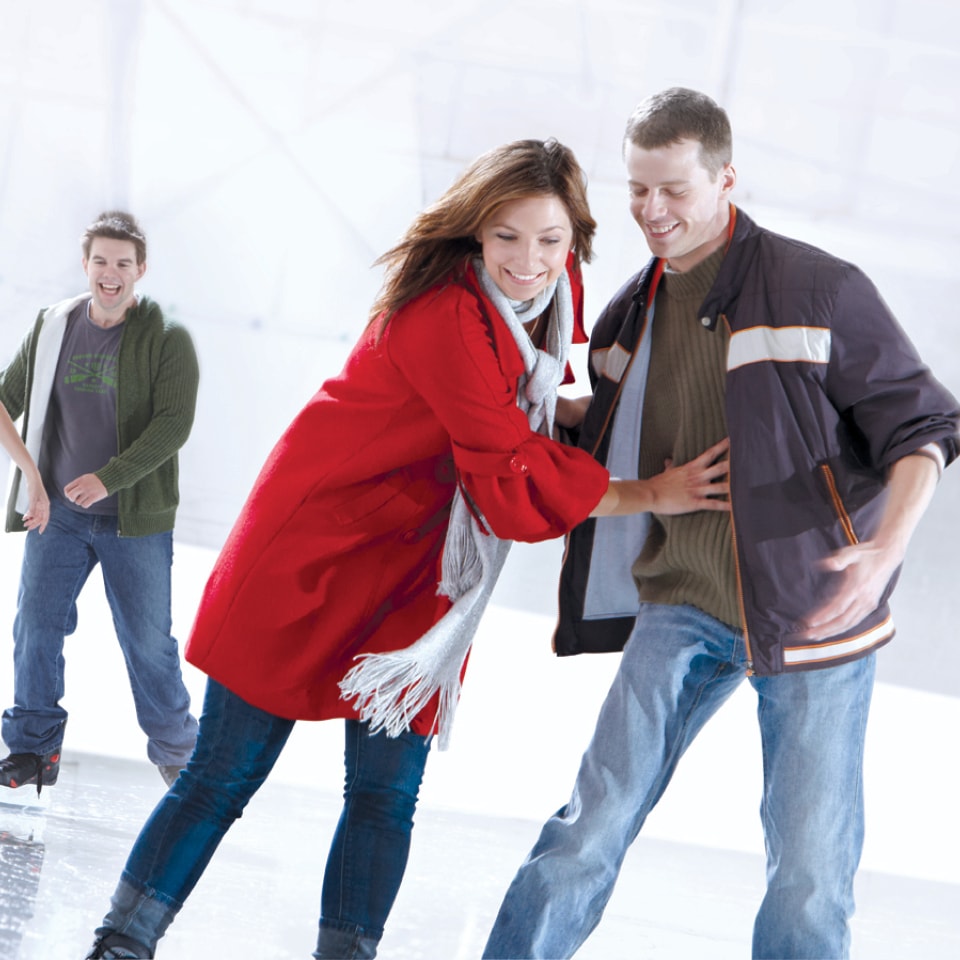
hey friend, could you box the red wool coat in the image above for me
[185,262,610,733]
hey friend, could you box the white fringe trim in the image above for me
[339,653,464,749]
[339,570,499,751]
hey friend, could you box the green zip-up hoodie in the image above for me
[0,293,199,537]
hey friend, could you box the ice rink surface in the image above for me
[0,541,958,959]
[1,748,957,960]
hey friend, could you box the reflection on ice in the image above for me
[0,804,45,960]
[0,751,956,959]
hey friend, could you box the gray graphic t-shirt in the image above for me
[40,301,123,515]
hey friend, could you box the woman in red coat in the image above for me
[86,140,729,960]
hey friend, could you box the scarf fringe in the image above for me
[339,652,464,751]
[339,574,493,751]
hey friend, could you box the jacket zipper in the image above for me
[820,464,859,545]
[721,313,753,674]
[729,508,753,674]
[589,261,664,459]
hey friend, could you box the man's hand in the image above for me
[800,452,940,640]
[800,541,903,640]
[64,474,109,509]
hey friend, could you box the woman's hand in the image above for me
[591,438,730,517]
[22,473,50,533]
[555,395,591,430]
[647,437,731,514]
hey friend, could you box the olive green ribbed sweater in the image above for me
[633,246,741,628]
[0,295,199,537]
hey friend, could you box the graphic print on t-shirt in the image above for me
[64,351,119,393]
[40,303,124,516]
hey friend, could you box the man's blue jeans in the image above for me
[97,679,431,959]
[1,499,197,765]
[483,603,875,960]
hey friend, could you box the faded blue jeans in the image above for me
[1,499,196,765]
[483,603,875,960]
[96,679,431,959]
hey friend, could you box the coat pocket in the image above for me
[818,462,859,546]
[332,470,413,525]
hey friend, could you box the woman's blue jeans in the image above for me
[483,603,875,960]
[97,679,431,958]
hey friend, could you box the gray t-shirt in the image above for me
[40,301,123,515]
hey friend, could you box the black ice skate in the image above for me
[0,750,60,797]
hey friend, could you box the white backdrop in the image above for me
[0,2,957,727]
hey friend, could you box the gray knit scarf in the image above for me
[339,260,574,748]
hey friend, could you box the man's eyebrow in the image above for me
[628,177,692,187]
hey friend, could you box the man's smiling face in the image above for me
[82,236,145,324]
[625,137,735,273]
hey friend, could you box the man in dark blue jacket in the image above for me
[484,88,959,960]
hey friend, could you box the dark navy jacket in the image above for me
[556,207,960,675]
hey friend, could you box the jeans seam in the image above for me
[10,528,96,750]
[648,659,732,821]
[337,721,362,923]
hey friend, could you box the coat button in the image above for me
[700,316,712,327]
[509,455,529,474]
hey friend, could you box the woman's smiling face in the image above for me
[476,195,573,301]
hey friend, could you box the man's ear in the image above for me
[719,163,737,196]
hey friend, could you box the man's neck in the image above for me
[666,204,732,273]
[88,297,135,329]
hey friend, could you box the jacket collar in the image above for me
[630,203,755,316]
[696,204,763,330]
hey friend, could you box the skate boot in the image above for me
[0,749,60,797]
[85,931,152,958]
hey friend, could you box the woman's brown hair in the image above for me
[370,138,596,326]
